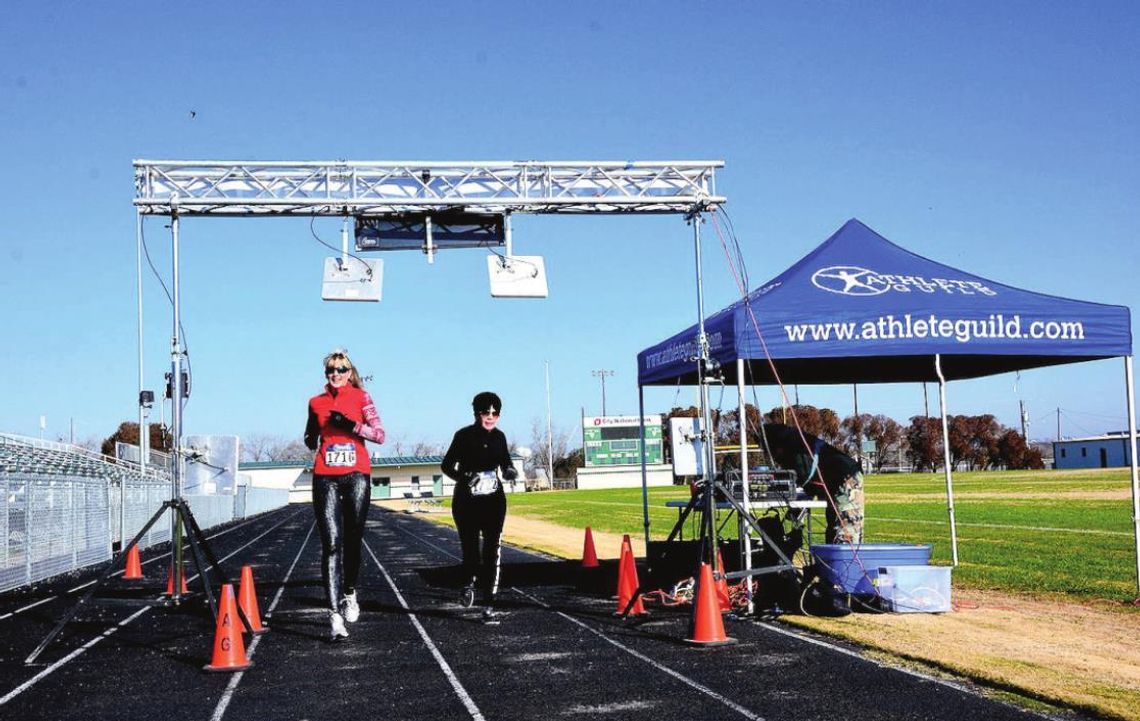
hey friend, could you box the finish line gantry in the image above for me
[133,159,726,216]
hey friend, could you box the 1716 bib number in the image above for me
[324,443,357,468]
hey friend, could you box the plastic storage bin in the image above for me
[877,565,952,613]
[810,543,932,596]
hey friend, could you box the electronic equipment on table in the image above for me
[722,468,801,502]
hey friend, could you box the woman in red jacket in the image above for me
[304,350,385,641]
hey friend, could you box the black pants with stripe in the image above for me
[312,472,371,613]
[451,486,506,604]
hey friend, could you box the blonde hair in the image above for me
[323,349,364,389]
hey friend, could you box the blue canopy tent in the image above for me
[636,219,1139,589]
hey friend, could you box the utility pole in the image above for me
[591,369,613,417]
[1056,407,1061,441]
[1019,400,1029,440]
[545,360,553,488]
[853,383,862,467]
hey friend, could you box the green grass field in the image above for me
[499,468,1140,603]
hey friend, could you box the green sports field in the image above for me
[500,468,1140,603]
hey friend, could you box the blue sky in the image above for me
[2,2,1138,452]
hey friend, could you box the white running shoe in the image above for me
[329,611,349,641]
[342,592,360,623]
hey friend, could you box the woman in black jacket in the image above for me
[441,391,518,621]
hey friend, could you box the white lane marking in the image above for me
[0,511,300,706]
[390,521,764,719]
[0,607,151,705]
[209,522,316,721]
[0,510,304,621]
[513,587,765,721]
[362,537,485,721]
[755,621,977,693]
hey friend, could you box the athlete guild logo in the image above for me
[811,266,891,296]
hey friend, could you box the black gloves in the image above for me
[327,411,356,433]
[502,467,518,481]
[304,434,319,451]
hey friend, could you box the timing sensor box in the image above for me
[876,565,952,613]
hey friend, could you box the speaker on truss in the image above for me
[487,255,548,298]
[321,257,382,302]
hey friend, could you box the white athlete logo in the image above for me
[811,266,890,296]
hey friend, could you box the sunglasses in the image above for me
[326,366,351,375]
[479,410,500,418]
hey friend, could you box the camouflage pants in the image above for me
[826,472,864,545]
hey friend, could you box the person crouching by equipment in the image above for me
[441,391,518,623]
[304,349,386,641]
[761,423,864,545]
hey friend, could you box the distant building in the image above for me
[240,454,526,502]
[1052,432,1138,469]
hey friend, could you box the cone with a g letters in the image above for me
[204,584,252,672]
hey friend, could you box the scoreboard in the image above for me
[583,415,663,466]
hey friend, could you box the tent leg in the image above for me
[639,385,651,548]
[737,358,754,614]
[1124,356,1140,599]
[935,354,959,566]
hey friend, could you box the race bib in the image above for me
[470,470,500,496]
[324,442,357,468]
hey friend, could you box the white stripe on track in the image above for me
[362,537,485,721]
[390,520,765,720]
[0,510,304,622]
[513,588,765,721]
[208,522,316,721]
[0,511,301,706]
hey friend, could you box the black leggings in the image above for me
[451,489,506,601]
[312,472,370,613]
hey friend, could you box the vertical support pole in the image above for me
[169,205,185,602]
[136,211,147,473]
[1124,356,1140,597]
[737,358,753,614]
[545,360,554,489]
[425,215,434,265]
[935,354,959,566]
[691,211,719,569]
[639,385,651,547]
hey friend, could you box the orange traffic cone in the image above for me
[715,549,732,612]
[237,565,267,634]
[614,535,646,616]
[204,584,253,672]
[123,545,143,579]
[165,564,189,595]
[581,527,600,568]
[686,563,736,647]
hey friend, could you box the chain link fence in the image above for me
[1,435,291,594]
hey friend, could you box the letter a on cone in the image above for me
[123,545,143,579]
[614,534,646,616]
[204,584,253,672]
[238,565,267,634]
[581,527,600,568]
[686,563,736,647]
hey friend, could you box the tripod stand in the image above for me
[25,495,252,665]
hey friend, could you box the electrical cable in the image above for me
[309,213,374,278]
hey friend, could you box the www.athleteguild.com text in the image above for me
[783,314,1085,344]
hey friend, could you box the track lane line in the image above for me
[0,509,301,706]
[0,509,305,622]
[362,534,486,721]
[386,518,765,720]
[208,521,316,721]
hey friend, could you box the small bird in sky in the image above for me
[189,110,197,119]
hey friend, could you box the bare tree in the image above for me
[527,417,570,478]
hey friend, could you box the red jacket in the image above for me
[305,384,385,475]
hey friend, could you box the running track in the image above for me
[0,505,1072,721]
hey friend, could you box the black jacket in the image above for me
[441,424,513,484]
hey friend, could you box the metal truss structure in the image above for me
[133,159,725,216]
